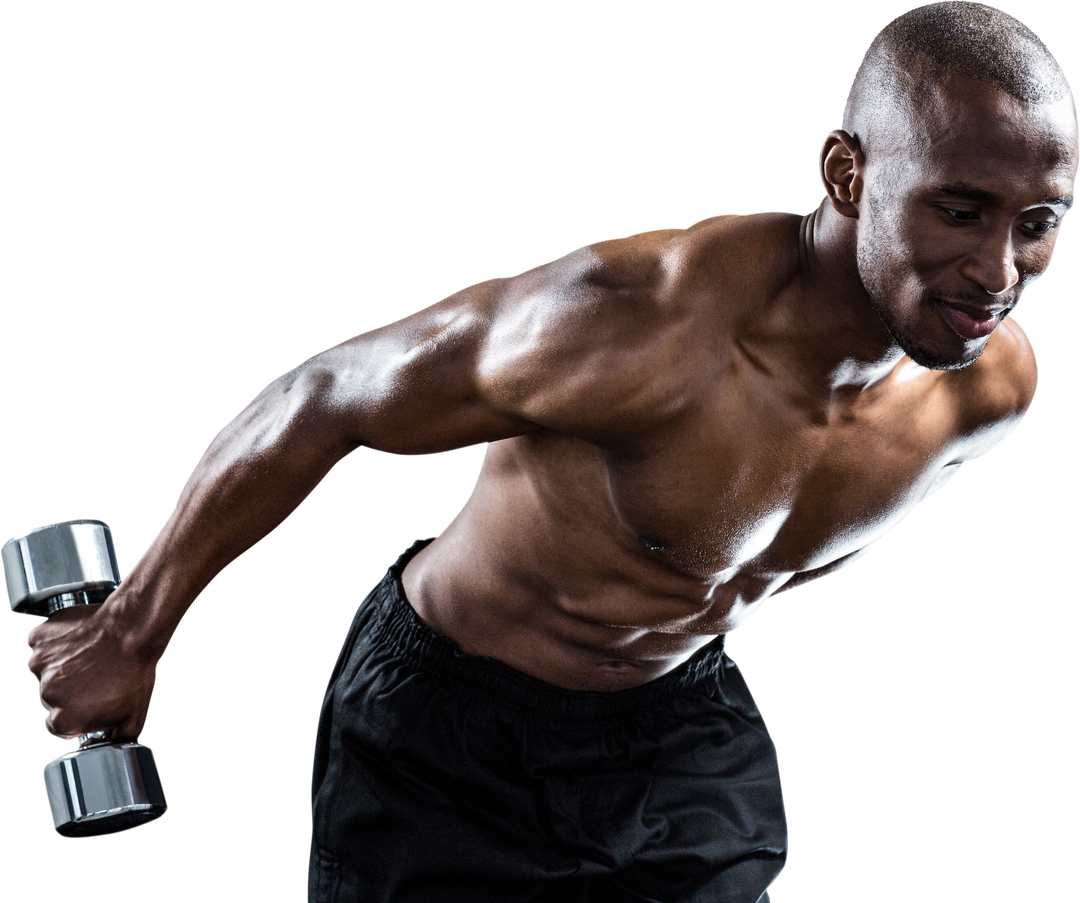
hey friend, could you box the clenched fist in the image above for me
[28,598,157,741]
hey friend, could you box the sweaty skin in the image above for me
[401,77,1075,691]
[398,213,1029,691]
[27,76,1078,737]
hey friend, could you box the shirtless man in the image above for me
[24,3,1077,901]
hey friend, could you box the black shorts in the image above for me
[309,541,786,902]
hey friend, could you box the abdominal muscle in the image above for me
[402,539,733,693]
[400,440,789,693]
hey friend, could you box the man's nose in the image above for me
[960,229,1020,296]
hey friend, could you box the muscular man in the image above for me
[24,3,1077,901]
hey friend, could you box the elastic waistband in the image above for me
[366,539,729,724]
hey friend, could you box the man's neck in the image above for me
[793,201,909,395]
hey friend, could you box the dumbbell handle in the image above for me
[76,725,116,747]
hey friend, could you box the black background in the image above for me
[6,3,1071,898]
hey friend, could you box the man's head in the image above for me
[822,2,1078,370]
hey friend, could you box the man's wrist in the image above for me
[102,581,176,665]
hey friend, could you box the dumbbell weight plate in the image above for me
[3,520,120,615]
[45,741,168,837]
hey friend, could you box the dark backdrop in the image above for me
[6,5,1071,894]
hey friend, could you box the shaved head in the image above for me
[844,2,1071,154]
[821,3,1079,372]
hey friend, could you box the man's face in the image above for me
[855,76,1078,370]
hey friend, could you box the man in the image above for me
[23,2,1077,901]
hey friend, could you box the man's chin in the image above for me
[900,338,985,371]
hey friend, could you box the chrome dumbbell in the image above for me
[3,520,167,837]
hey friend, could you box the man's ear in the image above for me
[821,130,865,218]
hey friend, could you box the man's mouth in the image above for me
[934,299,1008,340]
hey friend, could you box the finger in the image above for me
[42,717,61,743]
[24,613,51,648]
[116,704,147,741]
[45,717,90,743]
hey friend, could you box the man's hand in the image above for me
[27,598,157,741]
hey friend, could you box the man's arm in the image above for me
[27,238,682,740]
[123,279,540,645]
[27,279,530,740]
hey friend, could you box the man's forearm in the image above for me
[109,362,353,660]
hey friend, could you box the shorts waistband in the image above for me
[365,539,729,724]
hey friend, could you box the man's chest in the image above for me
[602,377,959,580]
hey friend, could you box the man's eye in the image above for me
[937,206,980,222]
[1023,220,1058,235]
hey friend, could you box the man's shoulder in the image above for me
[473,214,801,441]
[577,212,803,308]
[500,215,769,336]
[941,318,1038,457]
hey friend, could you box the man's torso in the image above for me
[400,213,1031,690]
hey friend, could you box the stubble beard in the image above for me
[865,290,983,371]
[857,233,984,373]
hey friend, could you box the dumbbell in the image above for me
[3,519,167,837]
